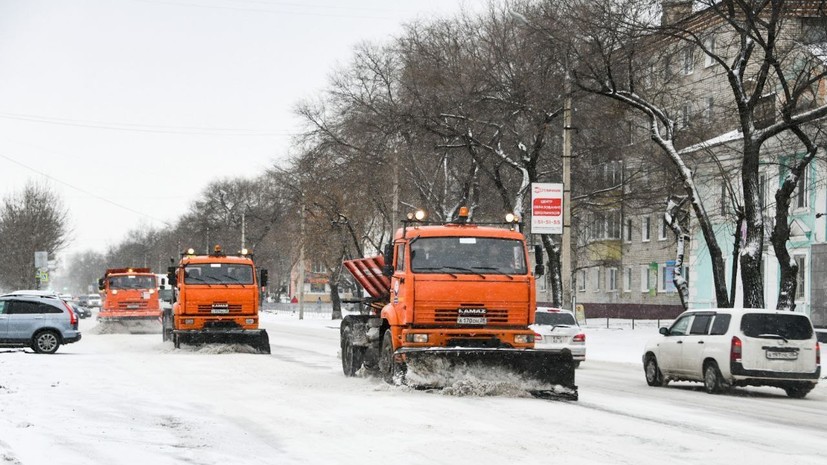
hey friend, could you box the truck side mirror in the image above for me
[382,243,394,277]
[97,278,104,291]
[167,267,177,286]
[259,269,269,287]
[534,245,545,277]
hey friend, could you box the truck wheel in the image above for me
[173,333,180,349]
[341,326,364,377]
[378,330,395,384]
[32,330,61,354]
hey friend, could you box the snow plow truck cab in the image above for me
[340,208,577,399]
[97,268,162,328]
[164,245,270,354]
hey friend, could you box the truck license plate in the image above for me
[457,317,486,325]
[211,308,230,314]
[127,304,139,309]
[766,350,797,360]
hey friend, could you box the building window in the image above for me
[795,255,806,300]
[755,94,776,129]
[682,47,694,75]
[659,217,668,240]
[608,210,621,239]
[310,282,326,293]
[623,267,632,292]
[703,97,714,122]
[663,53,673,79]
[624,218,633,242]
[594,267,601,292]
[680,102,691,128]
[578,269,586,292]
[794,167,809,209]
[640,265,650,293]
[642,216,651,242]
[721,182,729,215]
[608,268,618,291]
[703,36,716,67]
[759,173,768,211]
[311,262,325,273]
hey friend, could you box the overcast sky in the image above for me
[0,0,483,263]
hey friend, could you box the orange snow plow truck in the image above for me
[163,245,270,354]
[340,208,577,400]
[98,268,162,331]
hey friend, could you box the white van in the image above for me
[643,308,820,398]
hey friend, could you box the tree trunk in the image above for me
[330,281,343,319]
[540,234,563,307]
[665,200,689,310]
[739,142,765,308]
[729,215,744,307]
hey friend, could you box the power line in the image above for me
[0,151,173,227]
[0,112,296,137]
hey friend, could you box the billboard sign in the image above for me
[531,183,563,234]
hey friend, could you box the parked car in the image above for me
[0,294,82,353]
[85,293,102,308]
[70,303,92,319]
[643,308,820,398]
[531,307,586,368]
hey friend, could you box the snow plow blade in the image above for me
[172,329,271,354]
[95,316,162,334]
[395,347,577,400]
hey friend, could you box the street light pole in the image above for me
[562,74,573,310]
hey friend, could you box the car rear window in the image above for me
[535,312,577,326]
[740,313,813,340]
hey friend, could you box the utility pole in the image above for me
[298,201,306,320]
[562,65,573,310]
[241,212,246,250]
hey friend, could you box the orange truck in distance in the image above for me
[340,208,577,399]
[97,268,162,331]
[164,245,270,354]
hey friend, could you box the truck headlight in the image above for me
[405,333,429,343]
[514,334,534,344]
[184,319,194,325]
[111,290,118,295]
[245,318,255,324]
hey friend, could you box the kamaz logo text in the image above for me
[458,308,486,315]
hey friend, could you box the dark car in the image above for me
[71,304,92,319]
[0,293,82,353]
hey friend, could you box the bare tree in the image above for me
[0,182,70,290]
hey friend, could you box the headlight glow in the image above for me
[514,334,534,344]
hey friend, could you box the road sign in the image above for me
[35,251,48,270]
[531,183,563,234]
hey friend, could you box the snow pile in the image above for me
[88,320,162,335]
[156,341,260,354]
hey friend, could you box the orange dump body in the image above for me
[99,268,161,322]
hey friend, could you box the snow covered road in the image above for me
[1,313,824,465]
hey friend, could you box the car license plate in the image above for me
[457,317,486,325]
[766,350,797,360]
[550,336,564,344]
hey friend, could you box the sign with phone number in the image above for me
[531,183,563,234]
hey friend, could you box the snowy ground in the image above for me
[1,311,824,465]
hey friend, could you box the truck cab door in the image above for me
[0,301,8,339]
[391,243,406,306]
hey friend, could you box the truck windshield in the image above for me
[108,275,156,290]
[184,263,254,285]
[410,237,527,275]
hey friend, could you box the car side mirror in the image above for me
[167,267,178,287]
[534,264,545,277]
[659,327,670,336]
[382,243,394,277]
[97,278,104,291]
[259,269,269,287]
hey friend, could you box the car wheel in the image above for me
[378,330,396,384]
[784,383,814,399]
[32,330,61,354]
[644,355,665,387]
[703,361,726,394]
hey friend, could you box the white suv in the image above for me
[643,308,820,398]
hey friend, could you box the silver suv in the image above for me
[0,294,82,354]
[643,308,820,398]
